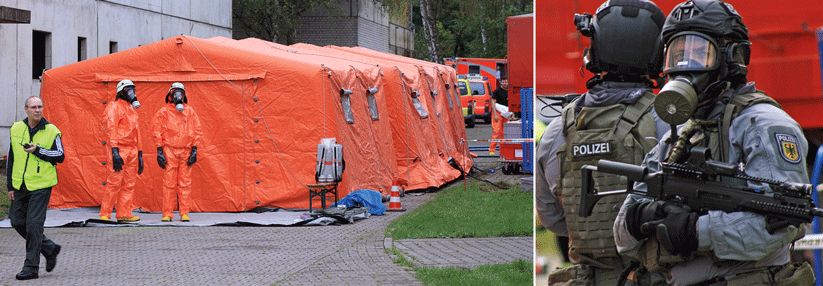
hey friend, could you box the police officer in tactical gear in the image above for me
[535,0,670,284]
[614,1,814,285]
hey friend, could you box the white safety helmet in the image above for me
[168,82,185,93]
[117,79,135,93]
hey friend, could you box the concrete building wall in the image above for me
[356,17,388,53]
[0,0,231,157]
[355,0,388,52]
[296,16,359,48]
[295,0,412,55]
[389,22,413,57]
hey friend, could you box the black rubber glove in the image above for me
[765,216,794,234]
[655,210,698,256]
[111,147,123,172]
[187,146,197,166]
[157,147,167,169]
[137,151,144,174]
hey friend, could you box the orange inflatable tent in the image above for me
[202,37,469,193]
[329,46,472,188]
[283,42,471,190]
[40,35,470,212]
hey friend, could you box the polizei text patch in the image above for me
[572,142,613,157]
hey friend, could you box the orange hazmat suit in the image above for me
[152,104,202,218]
[101,99,142,219]
[489,109,508,153]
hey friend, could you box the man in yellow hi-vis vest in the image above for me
[6,96,64,280]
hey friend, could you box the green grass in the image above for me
[414,259,532,286]
[384,181,533,285]
[0,172,8,219]
[387,181,532,239]
[386,247,416,268]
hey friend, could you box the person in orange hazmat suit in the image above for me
[100,79,143,222]
[152,82,202,222]
[488,78,510,154]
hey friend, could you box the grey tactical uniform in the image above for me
[613,82,809,286]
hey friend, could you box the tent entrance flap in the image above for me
[94,72,266,83]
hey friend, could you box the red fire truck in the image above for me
[444,57,507,91]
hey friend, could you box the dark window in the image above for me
[32,30,51,79]
[78,37,87,62]
[109,41,118,54]
[470,82,487,95]
[452,86,460,109]
[458,81,468,96]
[496,63,507,79]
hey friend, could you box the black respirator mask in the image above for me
[171,89,186,112]
[654,32,750,125]
[119,87,141,109]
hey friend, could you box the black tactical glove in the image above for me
[187,146,197,166]
[625,200,668,240]
[765,216,794,234]
[157,147,167,169]
[138,151,144,175]
[655,211,698,256]
[111,147,124,172]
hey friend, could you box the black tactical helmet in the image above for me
[662,0,748,45]
[661,0,750,80]
[576,0,666,77]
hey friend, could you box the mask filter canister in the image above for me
[654,78,697,125]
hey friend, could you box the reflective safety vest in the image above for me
[9,121,61,191]
[557,91,658,268]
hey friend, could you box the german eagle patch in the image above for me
[775,133,801,164]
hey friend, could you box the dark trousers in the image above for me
[9,185,60,273]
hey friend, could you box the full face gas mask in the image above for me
[171,89,186,112]
[118,86,141,109]
[654,31,751,125]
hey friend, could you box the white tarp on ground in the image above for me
[0,207,369,228]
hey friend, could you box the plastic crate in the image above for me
[499,143,523,161]
[520,88,534,172]
[504,121,521,139]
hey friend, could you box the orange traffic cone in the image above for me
[386,180,406,212]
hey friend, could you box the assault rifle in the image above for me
[578,147,823,234]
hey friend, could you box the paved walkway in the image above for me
[0,122,534,285]
[3,195,424,285]
[394,237,532,269]
[0,180,530,285]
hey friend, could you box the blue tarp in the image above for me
[336,189,386,215]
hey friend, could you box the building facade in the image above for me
[233,0,414,57]
[297,0,414,57]
[0,0,232,157]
